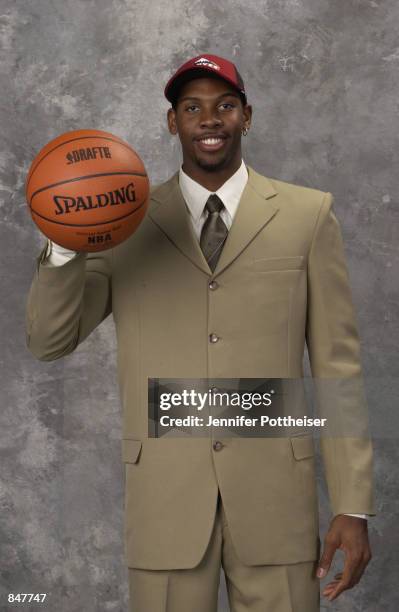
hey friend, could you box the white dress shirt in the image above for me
[179,159,248,240]
[41,162,369,520]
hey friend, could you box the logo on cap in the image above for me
[194,57,221,71]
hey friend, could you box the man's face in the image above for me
[167,77,252,174]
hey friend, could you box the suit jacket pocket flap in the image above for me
[251,256,304,272]
[290,435,314,460]
[122,439,142,464]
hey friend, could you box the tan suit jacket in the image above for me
[26,165,375,570]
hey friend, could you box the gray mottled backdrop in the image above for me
[1,0,398,610]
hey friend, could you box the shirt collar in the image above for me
[179,160,248,222]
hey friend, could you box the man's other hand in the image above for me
[317,514,372,601]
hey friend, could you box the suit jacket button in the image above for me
[213,441,224,451]
[209,333,220,343]
[208,281,219,290]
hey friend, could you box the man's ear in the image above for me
[243,104,253,131]
[167,108,178,135]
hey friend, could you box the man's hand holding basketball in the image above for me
[317,514,372,601]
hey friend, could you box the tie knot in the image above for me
[205,194,224,215]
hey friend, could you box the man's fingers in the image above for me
[323,552,364,600]
[321,572,343,592]
[347,550,372,589]
[320,516,372,600]
[322,572,343,591]
[317,535,339,578]
[328,546,372,600]
[323,579,340,591]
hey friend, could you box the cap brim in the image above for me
[166,68,246,106]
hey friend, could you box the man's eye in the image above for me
[184,103,234,112]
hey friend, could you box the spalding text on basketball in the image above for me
[53,182,136,215]
[66,146,112,164]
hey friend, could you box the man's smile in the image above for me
[195,134,228,153]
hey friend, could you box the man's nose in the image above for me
[199,109,223,127]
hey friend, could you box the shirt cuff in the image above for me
[42,240,79,267]
[343,513,369,520]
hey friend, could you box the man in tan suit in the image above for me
[26,54,375,611]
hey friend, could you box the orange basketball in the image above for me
[26,129,150,252]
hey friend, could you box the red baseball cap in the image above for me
[164,54,247,106]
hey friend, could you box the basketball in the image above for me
[26,129,150,252]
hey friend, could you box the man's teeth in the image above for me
[201,138,222,145]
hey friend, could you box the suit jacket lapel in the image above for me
[149,172,210,274]
[149,166,279,277]
[213,166,279,276]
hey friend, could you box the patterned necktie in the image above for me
[200,194,228,272]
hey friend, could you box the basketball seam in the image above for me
[30,198,147,227]
[28,172,148,206]
[26,135,145,191]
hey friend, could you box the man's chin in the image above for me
[196,155,229,173]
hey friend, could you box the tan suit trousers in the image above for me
[128,492,320,612]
